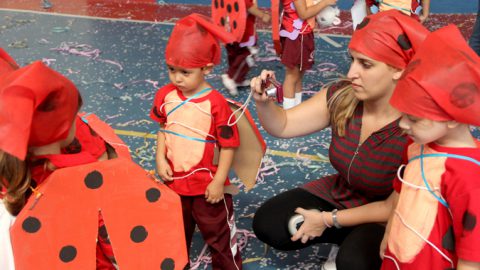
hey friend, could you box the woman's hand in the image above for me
[250,69,277,103]
[156,157,173,182]
[291,208,327,243]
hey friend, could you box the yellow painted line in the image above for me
[114,129,329,162]
[115,129,157,139]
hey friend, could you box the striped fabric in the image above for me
[303,83,408,209]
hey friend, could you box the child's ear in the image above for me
[202,63,214,75]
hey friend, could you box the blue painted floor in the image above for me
[1,4,479,269]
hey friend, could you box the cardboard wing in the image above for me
[211,0,247,42]
[11,158,188,270]
[78,112,132,160]
[226,99,266,191]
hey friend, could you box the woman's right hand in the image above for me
[250,69,277,103]
[291,208,327,243]
[156,157,173,182]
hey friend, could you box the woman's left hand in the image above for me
[291,207,327,243]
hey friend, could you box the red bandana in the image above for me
[165,13,236,68]
[390,25,480,126]
[349,10,429,69]
[0,62,79,160]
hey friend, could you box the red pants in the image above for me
[181,194,242,270]
[226,43,252,84]
[96,213,116,270]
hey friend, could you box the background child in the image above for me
[381,25,480,269]
[280,0,336,109]
[221,0,271,96]
[366,0,430,23]
[150,13,242,269]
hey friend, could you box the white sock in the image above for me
[283,97,296,110]
[295,92,303,105]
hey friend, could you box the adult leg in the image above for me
[336,223,385,270]
[469,0,480,55]
[252,188,352,251]
[193,195,242,270]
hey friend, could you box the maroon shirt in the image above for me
[303,82,408,209]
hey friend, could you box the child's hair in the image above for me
[0,151,31,216]
[327,79,359,137]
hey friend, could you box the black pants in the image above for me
[252,188,384,270]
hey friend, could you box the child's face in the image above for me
[167,65,211,95]
[399,114,449,145]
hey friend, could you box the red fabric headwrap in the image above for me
[349,10,429,69]
[0,61,80,160]
[0,48,19,76]
[165,13,236,68]
[390,25,480,126]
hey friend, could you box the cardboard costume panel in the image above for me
[226,99,266,190]
[79,112,132,159]
[211,0,247,42]
[11,158,188,270]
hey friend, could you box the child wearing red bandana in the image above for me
[381,25,480,270]
[221,0,271,96]
[150,13,242,270]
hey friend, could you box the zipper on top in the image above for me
[347,143,362,184]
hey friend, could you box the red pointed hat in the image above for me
[165,13,236,68]
[0,48,19,76]
[390,25,480,126]
[0,61,80,160]
[349,10,429,69]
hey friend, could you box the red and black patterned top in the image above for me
[303,82,408,209]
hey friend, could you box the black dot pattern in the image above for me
[227,4,232,13]
[152,106,162,120]
[450,82,477,109]
[160,258,175,270]
[441,226,456,252]
[400,59,421,80]
[356,17,370,30]
[59,245,77,263]
[37,91,59,112]
[219,125,234,139]
[220,17,225,26]
[22,216,41,233]
[84,170,103,189]
[214,0,218,9]
[234,1,239,12]
[233,21,237,30]
[220,0,224,8]
[463,210,477,231]
[397,34,412,50]
[146,188,161,203]
[130,225,148,243]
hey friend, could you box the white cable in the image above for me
[383,255,401,270]
[393,210,454,267]
[171,168,213,180]
[396,164,439,191]
[160,100,213,117]
[227,88,253,127]
[166,121,217,141]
